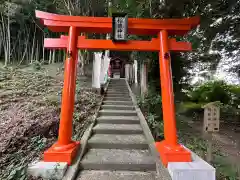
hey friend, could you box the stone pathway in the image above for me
[77,79,158,180]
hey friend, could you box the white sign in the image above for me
[112,13,128,41]
[114,17,126,40]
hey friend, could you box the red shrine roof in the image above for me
[35,10,200,36]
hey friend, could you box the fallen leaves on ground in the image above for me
[0,69,101,180]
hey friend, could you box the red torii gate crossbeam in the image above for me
[45,35,192,52]
[35,10,200,166]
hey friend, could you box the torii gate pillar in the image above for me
[44,26,80,165]
[155,30,191,166]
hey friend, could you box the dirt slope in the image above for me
[0,66,100,180]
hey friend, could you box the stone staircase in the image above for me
[77,78,158,180]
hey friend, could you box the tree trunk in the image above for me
[49,50,52,64]
[78,50,85,76]
[19,27,30,65]
[63,50,66,61]
[57,50,60,63]
[0,39,2,57]
[7,5,11,66]
[1,11,10,67]
[42,35,45,62]
[52,49,56,63]
[17,35,21,61]
[30,26,36,64]
[35,40,39,61]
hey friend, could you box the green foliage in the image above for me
[189,80,233,104]
[229,84,240,106]
[183,136,207,155]
[147,113,164,140]
[213,155,239,180]
[184,135,239,180]
[137,91,164,140]
[32,61,42,70]
[177,118,239,180]
[177,102,204,118]
[180,80,240,119]
[137,91,162,117]
[44,94,60,107]
[2,136,47,180]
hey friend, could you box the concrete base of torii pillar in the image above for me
[167,146,216,180]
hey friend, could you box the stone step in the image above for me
[108,85,127,87]
[88,134,148,149]
[80,149,156,171]
[103,101,133,106]
[107,88,128,90]
[105,95,130,99]
[108,84,126,86]
[96,116,140,124]
[93,124,143,134]
[108,83,127,85]
[107,90,129,93]
[77,170,156,180]
[108,88,127,89]
[109,81,125,82]
[104,96,130,100]
[106,93,130,96]
[108,84,127,86]
[109,81,126,82]
[109,80,125,81]
[99,110,137,116]
[108,87,127,89]
[106,90,129,92]
[104,97,132,101]
[107,87,128,89]
[107,89,129,94]
[106,92,129,95]
[101,105,135,110]
[108,82,126,84]
[105,93,130,96]
[107,88,127,90]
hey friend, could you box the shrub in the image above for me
[189,80,232,104]
[146,113,164,140]
[229,85,240,106]
[137,91,162,119]
[32,61,42,70]
[137,91,164,140]
[177,102,204,119]
[186,81,240,121]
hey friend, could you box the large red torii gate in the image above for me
[35,10,200,166]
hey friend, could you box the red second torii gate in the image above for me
[35,10,200,166]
